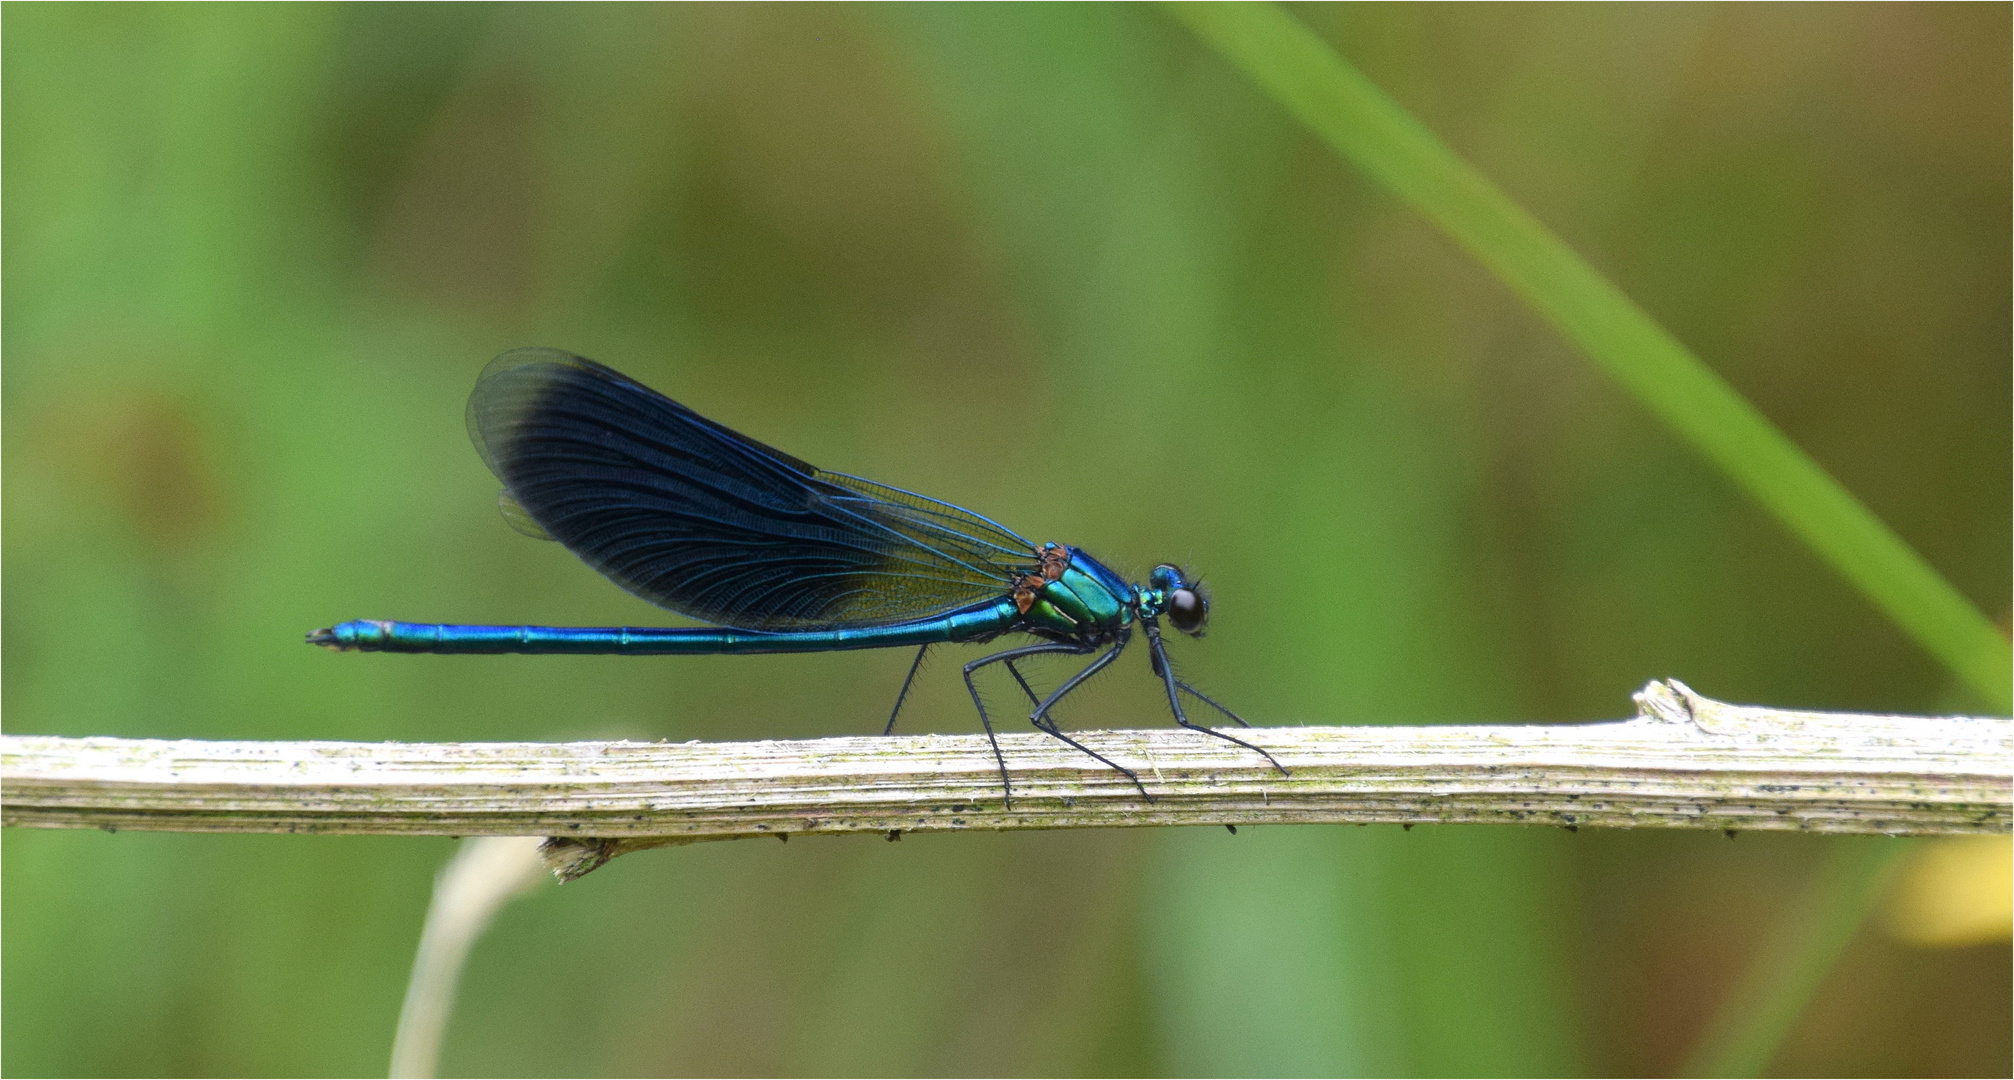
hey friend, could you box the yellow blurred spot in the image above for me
[1884,835,2012,947]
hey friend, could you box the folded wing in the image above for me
[467,347,1035,630]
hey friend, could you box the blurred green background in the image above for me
[4,3,2007,1076]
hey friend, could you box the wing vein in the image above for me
[468,348,1036,630]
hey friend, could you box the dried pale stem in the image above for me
[4,682,2006,879]
[389,836,548,1078]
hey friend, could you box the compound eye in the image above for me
[1167,588,1206,634]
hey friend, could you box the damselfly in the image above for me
[310,348,1284,804]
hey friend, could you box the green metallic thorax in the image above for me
[1021,553,1136,643]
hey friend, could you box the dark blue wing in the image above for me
[467,348,1037,630]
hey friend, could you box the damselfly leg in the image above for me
[1021,635,1152,801]
[962,641,1093,808]
[1009,657,1152,802]
[884,644,933,735]
[1174,680,1251,728]
[1143,620,1288,775]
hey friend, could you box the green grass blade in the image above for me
[1679,839,1913,1077]
[1167,1,2011,712]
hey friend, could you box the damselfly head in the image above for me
[1150,563,1209,637]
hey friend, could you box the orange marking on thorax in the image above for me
[1012,543,1071,614]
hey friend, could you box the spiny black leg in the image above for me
[1144,620,1289,776]
[1032,714,1151,801]
[1021,635,1156,800]
[1149,651,1250,726]
[885,644,932,735]
[1147,642,1251,725]
[1027,629,1129,729]
[1174,679,1252,728]
[961,663,1013,810]
[962,642,1087,809]
[1155,642,1262,737]
[1003,660,1045,710]
[1007,655,1150,797]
